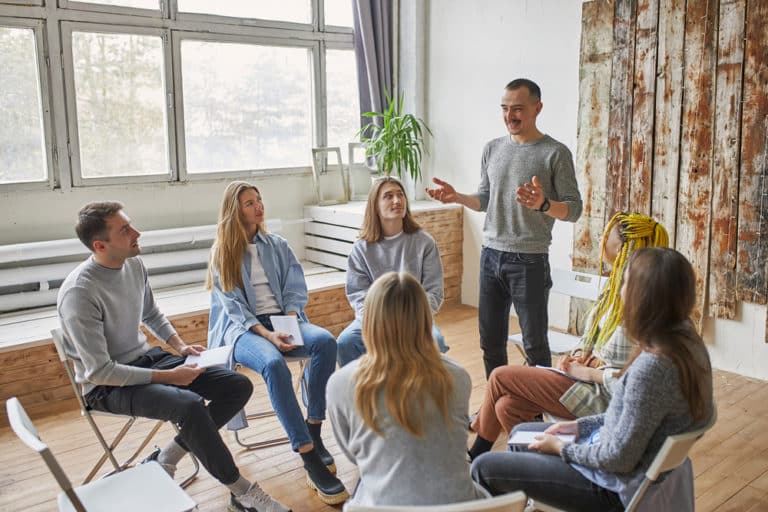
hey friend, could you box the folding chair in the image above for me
[50,328,199,487]
[6,397,196,512]
[508,269,604,360]
[534,408,718,512]
[342,490,527,512]
[228,354,310,450]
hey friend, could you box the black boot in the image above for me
[306,420,335,473]
[300,449,349,505]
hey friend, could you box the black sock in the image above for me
[306,420,333,465]
[468,435,494,461]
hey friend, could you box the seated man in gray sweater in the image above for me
[57,201,289,512]
[336,177,447,367]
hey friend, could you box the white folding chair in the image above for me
[508,269,604,360]
[6,397,197,512]
[534,409,718,512]
[50,328,199,487]
[228,355,310,450]
[342,491,527,512]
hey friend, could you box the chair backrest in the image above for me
[645,408,718,481]
[550,268,604,301]
[51,328,89,410]
[342,491,527,512]
[625,407,718,512]
[6,397,86,512]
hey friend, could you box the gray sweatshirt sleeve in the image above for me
[421,235,444,314]
[562,355,674,473]
[59,286,153,387]
[326,369,357,465]
[476,142,492,212]
[140,265,176,342]
[346,242,372,320]
[550,144,582,223]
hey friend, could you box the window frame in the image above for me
[61,21,177,186]
[172,31,320,181]
[0,0,356,190]
[0,17,57,191]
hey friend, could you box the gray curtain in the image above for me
[352,0,393,129]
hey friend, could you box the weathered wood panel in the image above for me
[628,0,658,215]
[736,0,768,311]
[605,0,637,216]
[651,0,686,244]
[573,0,614,274]
[571,0,615,334]
[676,0,717,330]
[708,0,746,320]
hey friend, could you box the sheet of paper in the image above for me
[184,345,233,368]
[508,430,575,446]
[536,365,592,383]
[269,315,304,346]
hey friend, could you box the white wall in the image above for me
[421,0,768,380]
[0,176,315,257]
[423,0,583,329]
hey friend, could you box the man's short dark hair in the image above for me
[505,78,541,102]
[75,201,124,251]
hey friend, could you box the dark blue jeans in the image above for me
[85,347,253,485]
[471,423,623,512]
[478,247,552,377]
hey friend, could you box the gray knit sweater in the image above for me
[57,256,176,394]
[561,349,713,475]
[477,134,582,253]
[327,356,484,506]
[345,229,443,320]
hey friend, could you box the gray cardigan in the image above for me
[327,356,484,506]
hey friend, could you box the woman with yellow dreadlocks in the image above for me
[467,213,669,461]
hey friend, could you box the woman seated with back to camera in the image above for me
[471,247,714,511]
[327,272,487,507]
[468,212,669,461]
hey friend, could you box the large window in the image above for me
[0,0,358,188]
[0,24,49,185]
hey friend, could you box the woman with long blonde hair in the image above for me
[206,181,348,505]
[336,176,448,367]
[472,247,714,511]
[327,272,487,506]
[468,212,669,460]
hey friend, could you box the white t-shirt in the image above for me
[247,244,281,315]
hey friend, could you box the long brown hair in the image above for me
[205,181,267,292]
[359,176,420,242]
[355,272,454,436]
[621,248,712,422]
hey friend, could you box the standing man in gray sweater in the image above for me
[57,201,289,512]
[427,78,582,376]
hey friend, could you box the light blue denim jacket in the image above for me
[207,232,309,352]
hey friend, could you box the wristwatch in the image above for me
[539,197,551,212]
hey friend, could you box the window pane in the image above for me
[0,26,47,184]
[181,41,312,173]
[74,0,159,9]
[324,0,353,27]
[326,49,360,154]
[178,0,310,24]
[72,31,169,178]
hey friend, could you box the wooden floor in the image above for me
[1,304,767,511]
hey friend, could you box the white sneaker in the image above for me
[229,482,291,512]
[141,447,176,479]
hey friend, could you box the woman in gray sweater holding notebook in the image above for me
[471,247,714,511]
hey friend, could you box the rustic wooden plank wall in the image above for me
[708,0,745,320]
[737,1,768,308]
[575,0,768,338]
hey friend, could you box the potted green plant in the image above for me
[357,91,432,182]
